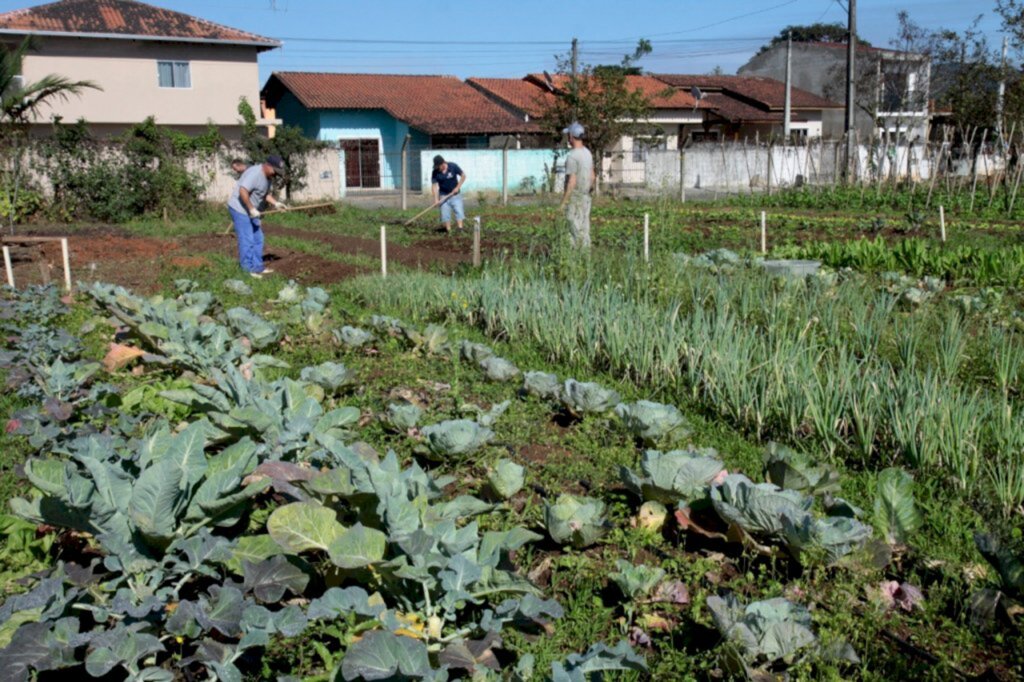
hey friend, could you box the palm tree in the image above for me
[1,36,99,231]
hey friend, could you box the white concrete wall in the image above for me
[197,148,342,204]
[419,148,562,194]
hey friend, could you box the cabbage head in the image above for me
[560,379,621,415]
[300,361,357,394]
[479,356,520,382]
[615,401,690,445]
[460,341,494,364]
[711,473,812,539]
[707,594,818,666]
[781,512,873,564]
[383,402,422,432]
[522,371,561,400]
[544,494,608,548]
[334,325,374,348]
[620,448,725,505]
[420,419,494,459]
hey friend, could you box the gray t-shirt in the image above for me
[565,147,594,196]
[228,165,271,213]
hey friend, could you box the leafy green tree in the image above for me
[537,40,659,176]
[757,22,871,54]
[237,97,324,200]
[1,37,98,230]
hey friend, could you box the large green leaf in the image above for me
[873,467,921,545]
[267,502,345,553]
[128,460,184,545]
[242,555,311,602]
[328,524,388,569]
[340,630,433,681]
[164,421,209,490]
[224,534,283,575]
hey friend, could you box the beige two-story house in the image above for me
[0,0,280,137]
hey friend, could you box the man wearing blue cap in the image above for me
[559,122,594,248]
[228,156,289,278]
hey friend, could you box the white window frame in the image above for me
[156,61,192,89]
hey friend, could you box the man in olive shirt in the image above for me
[559,122,595,248]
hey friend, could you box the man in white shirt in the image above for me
[559,122,595,249]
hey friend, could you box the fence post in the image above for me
[61,238,71,292]
[473,216,482,267]
[2,246,13,288]
[766,142,773,196]
[643,213,650,263]
[939,205,946,243]
[401,134,411,211]
[502,137,512,206]
[679,151,686,203]
[760,211,767,254]
[380,225,387,278]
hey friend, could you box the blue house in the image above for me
[262,72,536,191]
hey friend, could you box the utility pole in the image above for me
[571,37,579,121]
[844,0,857,178]
[997,35,1008,144]
[783,31,792,143]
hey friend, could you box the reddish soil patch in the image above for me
[519,443,573,465]
[169,256,212,269]
[270,226,470,271]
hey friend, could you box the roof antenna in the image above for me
[690,85,704,112]
[542,70,556,92]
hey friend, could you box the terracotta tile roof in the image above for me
[263,72,537,136]
[702,93,806,124]
[654,74,840,110]
[466,77,555,118]
[0,0,279,48]
[523,72,707,109]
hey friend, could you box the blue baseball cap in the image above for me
[562,121,585,138]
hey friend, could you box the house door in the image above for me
[341,139,381,188]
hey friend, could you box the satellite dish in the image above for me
[542,70,556,92]
[691,85,704,112]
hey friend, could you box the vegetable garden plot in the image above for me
[0,277,1021,680]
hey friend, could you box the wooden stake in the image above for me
[2,246,13,288]
[472,216,481,268]
[60,238,71,292]
[380,225,387,278]
[760,211,767,254]
[939,205,946,243]
[643,213,650,263]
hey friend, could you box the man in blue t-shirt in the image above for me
[430,155,466,233]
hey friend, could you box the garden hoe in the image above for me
[402,193,453,227]
[220,202,336,236]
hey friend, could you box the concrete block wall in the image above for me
[418,149,561,195]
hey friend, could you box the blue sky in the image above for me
[0,0,1007,85]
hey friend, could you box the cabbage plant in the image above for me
[522,371,561,400]
[227,309,280,351]
[615,401,690,445]
[333,325,374,348]
[460,340,494,364]
[479,356,520,382]
[781,512,873,564]
[560,379,621,416]
[763,442,839,495]
[609,560,665,601]
[710,473,812,540]
[300,361,357,394]
[383,402,422,432]
[620,448,725,506]
[420,419,494,459]
[544,494,608,548]
[707,594,819,673]
[488,459,525,500]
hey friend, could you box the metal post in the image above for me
[939,205,946,243]
[401,134,411,211]
[2,247,13,288]
[60,238,71,292]
[502,136,512,206]
[643,213,650,263]
[380,225,387,278]
[679,151,686,203]
[472,216,481,267]
[845,0,858,179]
[783,31,792,142]
[571,37,579,120]
[760,211,767,254]
[997,36,1008,144]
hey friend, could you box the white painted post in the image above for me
[380,225,387,278]
[2,247,13,288]
[939,205,946,243]
[60,238,71,292]
[643,213,650,263]
[760,211,767,254]
[472,216,482,268]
